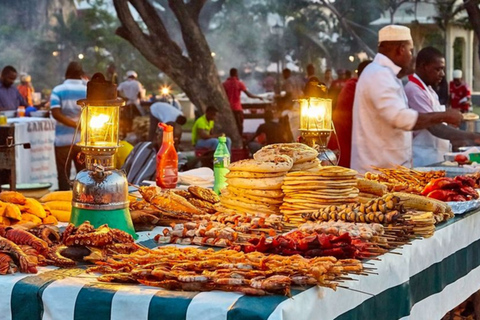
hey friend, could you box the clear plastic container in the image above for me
[17,106,25,117]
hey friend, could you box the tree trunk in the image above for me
[113,0,242,147]
[319,0,376,58]
[464,0,480,63]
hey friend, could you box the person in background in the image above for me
[282,69,304,101]
[262,73,276,93]
[122,126,160,185]
[50,61,87,190]
[405,47,480,167]
[329,69,348,108]
[17,74,34,107]
[304,64,326,98]
[223,68,264,136]
[323,69,333,89]
[351,25,462,174]
[149,101,187,149]
[0,66,26,111]
[117,70,146,137]
[449,69,471,113]
[247,110,289,154]
[115,140,134,169]
[434,76,449,106]
[328,60,372,168]
[106,63,118,85]
[192,106,232,151]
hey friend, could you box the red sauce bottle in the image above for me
[156,123,178,188]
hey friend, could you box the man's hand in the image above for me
[443,108,463,127]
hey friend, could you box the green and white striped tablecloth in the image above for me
[3,210,480,320]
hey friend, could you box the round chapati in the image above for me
[227,176,284,190]
[287,166,357,177]
[290,158,321,172]
[221,197,279,212]
[220,201,279,215]
[223,190,283,205]
[226,186,284,198]
[228,155,293,172]
[254,143,318,164]
[225,171,285,179]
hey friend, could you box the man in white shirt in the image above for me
[405,47,480,166]
[117,70,145,137]
[148,101,187,146]
[351,25,462,173]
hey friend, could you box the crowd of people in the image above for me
[0,23,477,188]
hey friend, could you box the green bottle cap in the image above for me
[218,136,226,143]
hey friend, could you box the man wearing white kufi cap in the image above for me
[117,70,146,137]
[449,69,471,112]
[350,25,462,173]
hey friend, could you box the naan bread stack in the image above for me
[254,143,320,172]
[217,155,293,216]
[281,166,359,227]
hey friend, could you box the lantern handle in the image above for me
[66,107,85,187]
[76,151,85,165]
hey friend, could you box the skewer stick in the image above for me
[337,285,374,296]
[128,183,140,189]
[337,276,358,281]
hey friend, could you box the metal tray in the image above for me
[447,200,480,215]
[414,166,478,177]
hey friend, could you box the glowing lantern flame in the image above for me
[89,114,110,129]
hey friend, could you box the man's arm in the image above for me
[427,123,480,145]
[412,108,463,130]
[51,108,77,128]
[244,90,264,100]
[198,128,219,140]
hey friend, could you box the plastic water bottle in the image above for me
[156,123,178,189]
[213,136,230,194]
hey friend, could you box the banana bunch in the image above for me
[0,191,58,226]
[40,191,72,222]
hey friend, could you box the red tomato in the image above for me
[454,154,468,163]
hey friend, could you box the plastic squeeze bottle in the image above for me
[213,135,230,194]
[156,123,178,189]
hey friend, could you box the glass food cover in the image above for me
[79,105,119,148]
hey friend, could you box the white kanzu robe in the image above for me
[351,53,418,174]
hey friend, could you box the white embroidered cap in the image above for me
[126,70,137,78]
[453,69,462,79]
[378,25,412,43]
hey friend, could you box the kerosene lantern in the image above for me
[299,97,338,165]
[70,73,136,237]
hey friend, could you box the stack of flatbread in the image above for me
[217,155,293,216]
[253,143,320,172]
[280,166,359,227]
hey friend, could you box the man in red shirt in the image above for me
[449,69,471,112]
[223,68,263,136]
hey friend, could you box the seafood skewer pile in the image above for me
[88,246,365,296]
[155,220,276,248]
[0,226,56,274]
[297,221,385,241]
[232,230,385,259]
[130,186,221,230]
